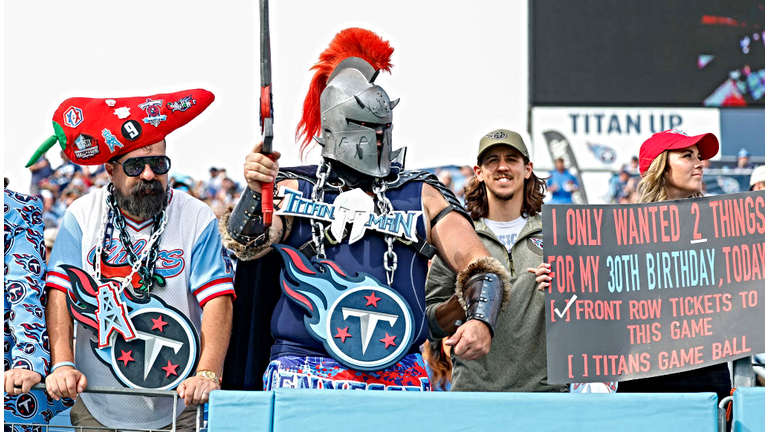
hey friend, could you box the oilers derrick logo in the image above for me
[275,245,414,371]
[61,265,198,390]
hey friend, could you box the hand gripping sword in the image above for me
[259,0,275,227]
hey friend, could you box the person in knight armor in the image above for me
[221,28,510,391]
[32,89,236,431]
[4,177,72,431]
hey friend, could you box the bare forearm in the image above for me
[45,289,75,364]
[196,296,233,376]
[431,212,490,273]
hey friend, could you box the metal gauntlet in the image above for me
[462,272,504,338]
[226,187,269,246]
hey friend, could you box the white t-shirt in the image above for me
[483,215,528,252]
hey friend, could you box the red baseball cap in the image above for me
[27,89,214,167]
[638,129,719,175]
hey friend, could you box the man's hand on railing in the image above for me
[4,368,42,395]
[177,374,220,406]
[45,364,87,400]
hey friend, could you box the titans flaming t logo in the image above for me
[276,245,414,371]
[61,265,198,390]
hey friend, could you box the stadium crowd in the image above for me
[26,150,765,265]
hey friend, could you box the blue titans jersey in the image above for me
[270,179,430,359]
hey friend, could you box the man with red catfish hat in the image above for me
[221,28,510,391]
[27,89,235,430]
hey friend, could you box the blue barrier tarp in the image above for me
[265,389,717,432]
[208,390,274,432]
[733,387,765,432]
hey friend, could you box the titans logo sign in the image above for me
[5,392,37,419]
[62,265,198,390]
[276,245,414,371]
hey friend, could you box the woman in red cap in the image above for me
[635,128,719,202]
[618,128,731,401]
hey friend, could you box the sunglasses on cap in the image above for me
[113,156,172,177]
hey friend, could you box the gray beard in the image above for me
[113,180,168,220]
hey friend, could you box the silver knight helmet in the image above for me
[319,58,399,178]
[296,28,402,179]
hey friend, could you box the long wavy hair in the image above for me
[636,150,703,203]
[423,339,452,391]
[464,157,547,219]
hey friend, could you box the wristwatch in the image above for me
[195,370,220,386]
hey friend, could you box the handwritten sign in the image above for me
[543,191,765,383]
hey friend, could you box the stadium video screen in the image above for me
[531,0,765,107]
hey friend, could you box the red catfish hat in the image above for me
[26,89,214,167]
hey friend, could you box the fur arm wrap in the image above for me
[454,256,512,338]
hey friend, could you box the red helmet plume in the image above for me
[295,28,394,159]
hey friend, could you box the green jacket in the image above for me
[425,215,568,392]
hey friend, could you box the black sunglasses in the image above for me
[113,156,172,177]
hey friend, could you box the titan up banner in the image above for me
[530,107,722,204]
[543,191,765,384]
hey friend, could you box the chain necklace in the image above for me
[372,178,398,285]
[95,183,169,297]
[308,163,399,285]
[309,162,332,259]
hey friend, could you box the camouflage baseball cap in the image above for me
[478,129,529,161]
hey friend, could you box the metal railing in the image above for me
[5,384,205,432]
